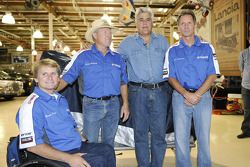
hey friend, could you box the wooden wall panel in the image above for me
[212,0,245,76]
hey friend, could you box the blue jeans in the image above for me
[172,91,212,167]
[82,96,120,147]
[67,142,116,167]
[241,86,250,134]
[129,82,172,167]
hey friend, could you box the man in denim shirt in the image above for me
[117,7,172,167]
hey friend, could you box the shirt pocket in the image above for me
[110,63,122,81]
[154,47,165,62]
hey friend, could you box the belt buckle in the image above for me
[101,96,109,100]
[153,83,160,89]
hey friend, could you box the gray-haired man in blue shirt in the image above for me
[117,7,172,167]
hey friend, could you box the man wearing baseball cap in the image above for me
[57,19,129,147]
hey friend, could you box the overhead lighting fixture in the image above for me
[33,29,43,38]
[71,50,77,56]
[2,12,15,24]
[63,45,70,52]
[173,31,180,40]
[52,39,57,47]
[0,41,2,46]
[32,50,37,56]
[16,45,23,52]
[101,14,112,25]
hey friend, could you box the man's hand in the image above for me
[120,104,130,122]
[183,92,201,105]
[67,153,90,167]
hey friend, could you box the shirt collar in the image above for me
[91,44,114,56]
[134,32,158,40]
[179,35,201,48]
[34,87,62,101]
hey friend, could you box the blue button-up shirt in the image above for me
[117,33,169,83]
[62,44,128,98]
[164,35,220,90]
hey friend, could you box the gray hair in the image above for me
[135,7,154,23]
[177,9,196,25]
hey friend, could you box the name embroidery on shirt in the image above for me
[112,63,121,68]
[85,62,98,66]
[197,56,208,59]
[45,112,57,118]
[174,58,185,61]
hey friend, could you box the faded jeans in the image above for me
[172,90,212,167]
[241,86,250,134]
[129,82,172,167]
[82,96,120,147]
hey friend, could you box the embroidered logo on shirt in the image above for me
[85,62,98,66]
[174,58,185,61]
[197,56,208,59]
[112,63,121,68]
[20,132,33,144]
[45,112,57,118]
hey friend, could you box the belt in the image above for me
[129,81,166,89]
[186,89,197,93]
[85,95,116,100]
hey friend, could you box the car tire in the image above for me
[3,96,14,100]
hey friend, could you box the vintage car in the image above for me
[4,70,34,95]
[0,71,24,100]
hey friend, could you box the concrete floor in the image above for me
[1,96,250,167]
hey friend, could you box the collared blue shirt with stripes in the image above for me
[62,44,128,98]
[163,35,220,90]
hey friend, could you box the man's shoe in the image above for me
[237,133,250,139]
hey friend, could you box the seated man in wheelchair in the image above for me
[16,59,116,167]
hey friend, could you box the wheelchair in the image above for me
[7,136,69,167]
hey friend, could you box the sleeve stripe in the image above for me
[19,93,39,149]
[209,44,220,75]
[61,49,86,77]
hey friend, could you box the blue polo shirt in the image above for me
[163,36,220,90]
[16,87,82,151]
[117,32,169,83]
[62,44,128,98]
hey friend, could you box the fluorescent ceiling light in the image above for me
[63,45,70,52]
[2,12,15,24]
[101,14,112,25]
[16,45,23,52]
[33,29,43,38]
[173,31,180,40]
[52,39,57,47]
[71,50,76,56]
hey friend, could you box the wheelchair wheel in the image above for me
[19,159,68,167]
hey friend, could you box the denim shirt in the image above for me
[117,33,169,83]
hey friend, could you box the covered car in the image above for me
[0,71,24,100]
